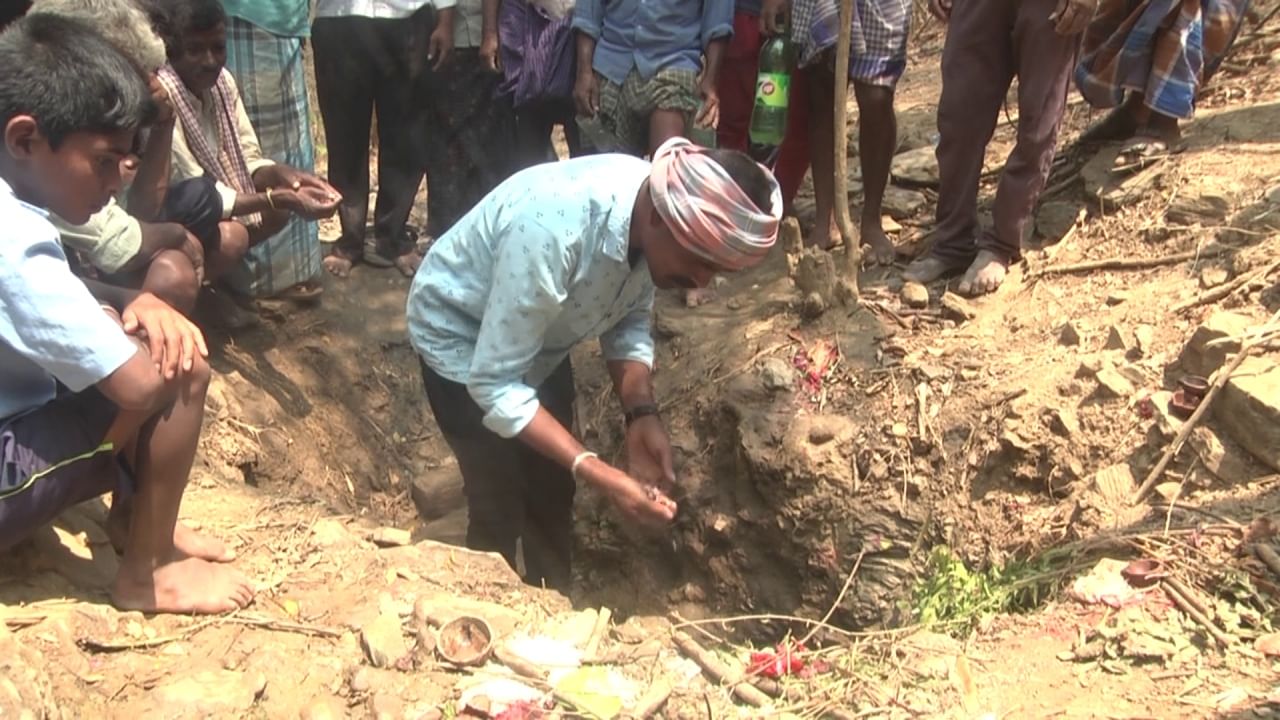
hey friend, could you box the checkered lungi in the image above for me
[223,16,321,297]
[1075,0,1250,120]
[579,67,699,156]
[790,0,912,87]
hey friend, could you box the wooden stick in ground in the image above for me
[1172,258,1280,314]
[833,0,861,285]
[584,607,612,660]
[1033,245,1230,278]
[631,680,675,719]
[1130,310,1275,505]
[672,631,772,708]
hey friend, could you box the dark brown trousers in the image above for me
[930,0,1080,263]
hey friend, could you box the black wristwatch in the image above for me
[624,403,661,428]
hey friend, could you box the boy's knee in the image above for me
[216,221,251,260]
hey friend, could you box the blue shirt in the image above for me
[572,0,735,85]
[407,155,657,439]
[0,178,139,422]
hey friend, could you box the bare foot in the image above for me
[806,218,840,251]
[1077,106,1140,145]
[903,254,967,284]
[956,250,1008,296]
[860,216,896,265]
[323,247,359,278]
[112,557,254,614]
[393,249,424,278]
[108,506,236,563]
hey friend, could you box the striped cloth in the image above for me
[1076,0,1251,120]
[223,15,321,296]
[649,137,782,271]
[790,0,911,87]
[498,0,577,108]
[156,65,262,227]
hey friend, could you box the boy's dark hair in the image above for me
[706,149,776,216]
[0,13,153,149]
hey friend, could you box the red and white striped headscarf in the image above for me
[649,137,783,272]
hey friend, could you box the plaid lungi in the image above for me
[223,16,321,296]
[578,67,699,156]
[790,0,911,87]
[1075,0,1250,120]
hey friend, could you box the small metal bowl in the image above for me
[437,616,493,667]
[1178,375,1210,402]
[1121,559,1167,588]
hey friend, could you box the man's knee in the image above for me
[216,221,251,260]
[145,249,199,312]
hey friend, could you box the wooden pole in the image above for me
[833,0,861,291]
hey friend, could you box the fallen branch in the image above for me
[79,614,342,653]
[672,631,772,708]
[1173,258,1280,313]
[1253,544,1280,580]
[1032,245,1229,278]
[1162,580,1233,648]
[1133,308,1280,504]
[632,680,674,719]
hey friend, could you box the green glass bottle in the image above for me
[749,25,793,146]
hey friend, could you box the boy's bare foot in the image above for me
[861,216,896,265]
[903,254,967,284]
[323,247,360,278]
[956,250,1007,296]
[108,507,236,563]
[112,557,254,614]
[806,218,840,251]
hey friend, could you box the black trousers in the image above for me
[161,176,223,250]
[312,12,429,256]
[512,98,583,171]
[420,359,576,591]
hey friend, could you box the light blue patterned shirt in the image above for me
[407,155,657,438]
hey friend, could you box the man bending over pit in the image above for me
[407,137,781,591]
[0,13,252,614]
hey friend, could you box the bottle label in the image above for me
[756,72,790,109]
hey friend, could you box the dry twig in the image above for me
[1172,258,1280,313]
[1032,245,1229,278]
[79,613,341,653]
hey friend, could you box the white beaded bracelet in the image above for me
[571,451,599,480]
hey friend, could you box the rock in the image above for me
[882,215,903,234]
[902,282,930,308]
[1036,201,1079,241]
[1095,366,1135,398]
[361,613,408,669]
[1105,290,1130,306]
[1215,357,1280,471]
[1133,325,1155,356]
[883,186,928,219]
[349,667,372,694]
[1165,193,1231,225]
[890,146,940,186]
[1267,185,1280,206]
[300,698,346,720]
[780,216,803,256]
[1179,310,1254,376]
[1200,266,1230,288]
[795,248,836,298]
[152,670,267,718]
[1057,322,1082,346]
[1076,354,1104,378]
[1255,632,1280,657]
[1189,425,1254,482]
[1154,482,1183,502]
[370,693,403,720]
[940,292,977,322]
[1103,326,1130,352]
[369,527,412,548]
[800,292,827,319]
[759,358,795,393]
[0,625,61,719]
[312,518,355,547]
[1082,147,1163,209]
[1048,408,1080,438]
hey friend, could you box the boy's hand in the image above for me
[121,293,209,379]
[429,22,454,71]
[148,73,176,125]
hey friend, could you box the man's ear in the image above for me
[3,115,42,161]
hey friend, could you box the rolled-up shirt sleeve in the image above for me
[467,223,580,438]
[571,0,603,38]
[702,0,734,42]
[599,285,654,367]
